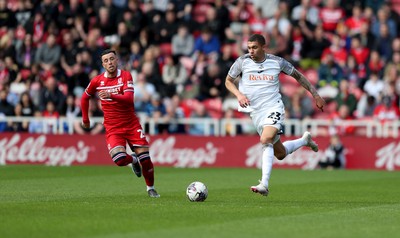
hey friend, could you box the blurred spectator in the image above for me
[0,88,14,116]
[157,9,180,44]
[19,91,35,117]
[145,93,168,134]
[38,76,66,113]
[188,103,212,136]
[248,7,266,35]
[57,0,86,30]
[222,107,243,136]
[265,25,289,57]
[329,104,356,135]
[134,72,156,113]
[34,33,61,72]
[115,21,134,57]
[265,8,292,39]
[251,0,278,19]
[162,54,188,97]
[36,0,59,28]
[204,5,225,43]
[319,0,345,33]
[7,103,29,132]
[363,72,384,101]
[291,0,319,26]
[121,0,144,37]
[322,34,348,66]
[371,7,397,38]
[317,53,343,98]
[355,93,377,119]
[28,110,45,133]
[373,23,394,62]
[318,135,346,169]
[373,95,400,123]
[217,44,235,77]
[214,0,231,34]
[193,26,220,60]
[0,31,16,59]
[334,80,358,117]
[354,21,376,50]
[0,0,16,30]
[164,94,188,134]
[60,31,79,78]
[15,33,35,69]
[287,87,315,119]
[199,64,225,100]
[344,4,367,36]
[366,50,385,78]
[171,24,194,57]
[300,25,330,69]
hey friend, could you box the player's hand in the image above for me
[82,121,90,129]
[98,90,111,100]
[238,94,250,108]
[315,96,326,112]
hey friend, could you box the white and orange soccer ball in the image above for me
[186,181,208,202]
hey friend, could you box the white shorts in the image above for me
[250,100,285,137]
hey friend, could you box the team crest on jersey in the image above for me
[118,78,122,84]
[100,81,104,86]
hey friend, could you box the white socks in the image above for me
[147,186,155,191]
[283,137,306,155]
[261,143,274,188]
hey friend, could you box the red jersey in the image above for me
[84,69,140,131]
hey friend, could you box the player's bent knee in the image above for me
[112,152,131,166]
[275,151,286,160]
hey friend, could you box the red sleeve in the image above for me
[81,91,91,123]
[110,91,133,105]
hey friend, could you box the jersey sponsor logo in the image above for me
[249,74,274,81]
[257,70,264,74]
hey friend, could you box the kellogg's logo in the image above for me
[150,136,219,168]
[245,144,324,170]
[0,134,91,166]
[375,141,400,171]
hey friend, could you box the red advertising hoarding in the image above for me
[0,133,399,171]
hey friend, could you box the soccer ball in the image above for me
[186,181,208,202]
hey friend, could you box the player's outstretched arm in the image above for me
[290,69,326,111]
[80,92,91,128]
[225,75,250,108]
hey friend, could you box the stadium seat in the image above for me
[159,43,172,56]
[203,98,223,119]
[193,3,211,23]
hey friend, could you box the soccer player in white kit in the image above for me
[225,34,326,196]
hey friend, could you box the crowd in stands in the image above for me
[0,0,399,136]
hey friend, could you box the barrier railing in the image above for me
[0,116,398,138]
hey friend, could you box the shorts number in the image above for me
[267,112,281,124]
[137,129,145,138]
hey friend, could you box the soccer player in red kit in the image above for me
[81,49,160,198]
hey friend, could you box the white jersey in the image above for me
[228,53,295,111]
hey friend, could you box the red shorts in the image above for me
[105,126,149,152]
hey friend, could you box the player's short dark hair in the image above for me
[248,34,266,46]
[101,49,117,58]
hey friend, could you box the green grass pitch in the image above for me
[1,165,399,238]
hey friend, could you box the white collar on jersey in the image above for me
[104,69,121,78]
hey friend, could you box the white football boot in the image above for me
[250,181,269,196]
[302,131,319,152]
